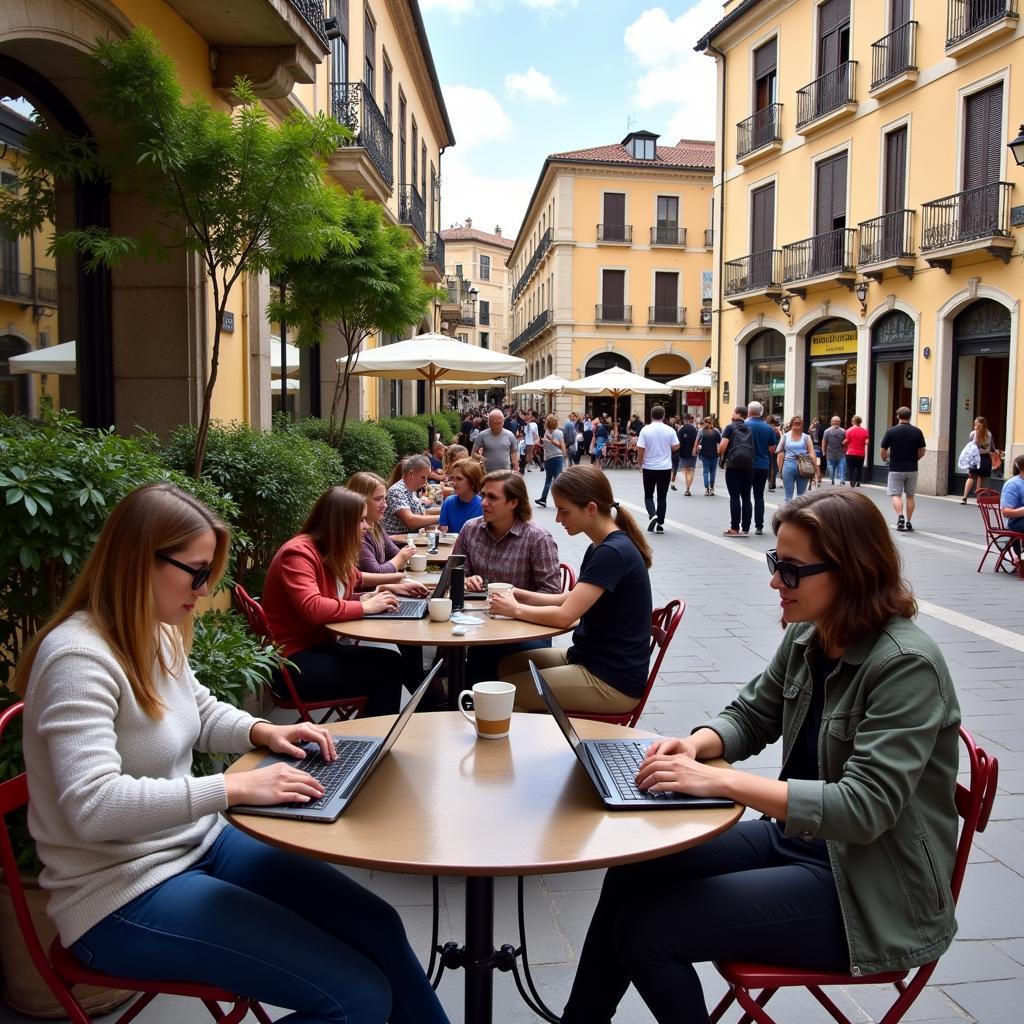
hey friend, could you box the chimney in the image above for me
[465,216,472,228]
[495,225,502,237]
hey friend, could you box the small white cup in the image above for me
[407,533,419,546]
[486,581,514,617]
[409,553,428,572]
[459,681,516,739]
[428,598,452,622]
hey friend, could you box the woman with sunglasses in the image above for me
[561,488,961,1024]
[16,483,450,1024]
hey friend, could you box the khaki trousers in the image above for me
[499,648,639,714]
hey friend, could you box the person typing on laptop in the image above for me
[17,483,451,1024]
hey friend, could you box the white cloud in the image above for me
[443,84,514,150]
[440,152,535,241]
[624,2,719,141]
[504,67,566,104]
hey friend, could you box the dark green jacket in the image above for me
[701,616,961,976]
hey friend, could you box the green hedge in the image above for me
[292,417,396,478]
[378,417,429,459]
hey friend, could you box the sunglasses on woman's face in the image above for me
[766,549,836,589]
[156,553,213,591]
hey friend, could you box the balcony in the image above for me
[737,104,783,162]
[423,232,445,284]
[870,22,918,96]
[508,309,552,355]
[0,266,58,307]
[700,307,712,327]
[921,182,1015,270]
[858,210,916,280]
[595,304,631,324]
[704,228,714,249]
[796,61,857,135]
[946,0,1019,56]
[327,82,394,203]
[441,273,472,323]
[597,224,632,244]
[782,228,858,295]
[723,250,783,307]
[399,185,427,241]
[648,305,687,326]
[511,227,552,303]
[167,0,329,99]
[651,226,687,246]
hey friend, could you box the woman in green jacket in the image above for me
[561,488,961,1024]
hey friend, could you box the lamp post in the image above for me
[1008,124,1024,167]
[854,280,869,316]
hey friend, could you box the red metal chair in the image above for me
[233,584,367,724]
[710,725,999,1024]
[0,702,273,1024]
[564,599,685,728]
[559,562,577,592]
[976,488,1024,576]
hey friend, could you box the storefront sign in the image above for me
[686,391,706,404]
[809,330,857,357]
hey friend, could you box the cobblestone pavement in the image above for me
[2,468,1021,1023]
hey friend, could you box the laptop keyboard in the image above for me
[380,598,427,617]
[291,738,375,809]
[595,741,675,801]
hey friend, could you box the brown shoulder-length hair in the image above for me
[301,487,365,583]
[772,489,916,652]
[481,470,531,523]
[14,484,231,718]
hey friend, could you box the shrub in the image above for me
[163,422,345,589]
[292,417,396,478]
[378,417,429,460]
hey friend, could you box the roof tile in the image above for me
[548,139,714,170]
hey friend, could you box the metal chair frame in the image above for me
[975,488,1024,576]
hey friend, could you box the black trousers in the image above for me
[846,454,865,486]
[282,642,404,718]
[561,819,848,1024]
[642,468,671,525]
[752,467,769,529]
[725,467,753,531]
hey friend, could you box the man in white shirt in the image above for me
[522,411,540,473]
[636,405,680,534]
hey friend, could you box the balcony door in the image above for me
[817,0,850,117]
[752,39,778,149]
[656,195,678,244]
[813,152,848,274]
[654,272,678,323]
[601,269,625,321]
[363,12,375,94]
[603,193,626,242]
[962,82,1003,237]
[750,182,775,287]
[882,126,908,258]
[887,0,912,79]
[330,0,348,87]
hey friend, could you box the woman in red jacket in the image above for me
[261,487,412,717]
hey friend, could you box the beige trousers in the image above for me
[499,648,639,714]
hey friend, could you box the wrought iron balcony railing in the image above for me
[34,267,57,306]
[724,250,782,296]
[871,22,918,89]
[331,81,394,188]
[782,228,857,282]
[921,182,1013,250]
[424,231,445,276]
[508,308,551,355]
[858,210,915,266]
[796,61,857,128]
[0,267,58,306]
[651,226,687,245]
[0,268,33,303]
[947,0,1018,47]
[648,306,686,325]
[511,227,551,303]
[291,0,330,46]
[597,224,632,243]
[737,103,782,158]
[595,303,631,323]
[399,185,426,240]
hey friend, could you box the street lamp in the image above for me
[1008,124,1024,167]
[854,280,869,316]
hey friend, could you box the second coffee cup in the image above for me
[428,598,452,622]
[408,553,428,572]
[458,681,516,739]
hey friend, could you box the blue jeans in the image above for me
[826,457,846,483]
[540,456,564,501]
[71,827,449,1024]
[699,454,717,489]
[782,460,809,502]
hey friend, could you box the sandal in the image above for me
[722,529,741,536]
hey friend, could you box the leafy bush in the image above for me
[163,423,345,589]
[378,417,429,459]
[289,416,397,479]
[0,412,240,689]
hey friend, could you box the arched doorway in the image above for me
[949,299,1010,492]
[805,317,857,427]
[0,334,29,414]
[583,351,629,419]
[868,311,915,483]
[746,329,785,421]
[644,352,690,419]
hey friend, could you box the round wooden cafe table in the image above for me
[227,712,741,1024]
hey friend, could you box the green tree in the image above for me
[273,189,441,444]
[0,28,354,475]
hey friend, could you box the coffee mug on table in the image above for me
[459,681,516,739]
[409,553,428,572]
[486,581,514,617]
[428,598,452,622]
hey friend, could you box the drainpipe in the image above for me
[707,42,727,421]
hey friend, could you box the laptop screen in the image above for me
[529,661,585,760]
[430,559,453,599]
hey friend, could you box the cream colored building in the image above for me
[697,0,1023,493]
[506,132,715,422]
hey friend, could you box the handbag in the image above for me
[796,453,817,479]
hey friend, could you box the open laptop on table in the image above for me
[362,560,453,620]
[233,661,442,822]
[529,661,734,811]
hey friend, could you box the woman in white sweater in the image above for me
[17,483,449,1024]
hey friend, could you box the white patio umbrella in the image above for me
[438,379,507,389]
[9,341,77,375]
[270,337,301,377]
[563,365,671,431]
[665,366,714,390]
[271,378,301,392]
[510,374,571,398]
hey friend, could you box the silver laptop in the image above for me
[233,661,442,822]
[529,662,735,811]
[362,561,452,620]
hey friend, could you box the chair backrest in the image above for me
[627,599,685,727]
[951,725,999,904]
[234,584,272,644]
[559,562,577,593]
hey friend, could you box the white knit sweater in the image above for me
[22,612,262,946]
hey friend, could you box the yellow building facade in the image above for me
[698,0,1023,494]
[0,0,451,435]
[507,133,715,422]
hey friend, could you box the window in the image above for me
[363,10,375,93]
[330,0,348,86]
[429,163,437,233]
[479,254,491,281]
[455,263,463,277]
[753,38,777,111]
[653,272,679,323]
[480,332,490,349]
[421,142,427,200]
[457,333,469,343]
[398,92,407,187]
[382,55,392,126]
[655,196,679,244]
[601,193,628,242]
[411,118,418,192]
[629,136,655,159]
[600,269,626,320]
[479,300,490,325]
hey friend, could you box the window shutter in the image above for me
[603,193,625,227]
[654,272,677,309]
[754,39,777,79]
[751,184,775,252]
[602,269,625,306]
[884,128,907,213]
[890,0,910,29]
[964,83,1003,190]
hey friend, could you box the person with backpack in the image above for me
[745,401,779,535]
[672,414,698,495]
[562,412,580,465]
[718,406,756,536]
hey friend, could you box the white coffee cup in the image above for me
[428,598,452,622]
[486,581,514,617]
[407,533,419,546]
[409,553,428,572]
[458,681,516,739]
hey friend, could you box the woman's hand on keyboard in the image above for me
[361,590,400,614]
[225,763,326,807]
[251,721,336,762]
[386,579,430,597]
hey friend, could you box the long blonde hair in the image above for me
[346,471,388,545]
[14,484,230,718]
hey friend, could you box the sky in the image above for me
[421,0,721,242]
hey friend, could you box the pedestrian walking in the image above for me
[472,409,520,473]
[779,415,819,502]
[695,417,721,495]
[960,417,1000,504]
[843,415,869,487]
[636,405,680,534]
[580,414,593,466]
[744,401,777,534]
[809,417,824,489]
[822,416,847,484]
[535,414,567,508]
[766,415,782,491]
[522,410,540,473]
[879,406,926,532]
[673,414,698,495]
[719,406,755,536]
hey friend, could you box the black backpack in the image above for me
[725,423,754,470]
[562,420,577,448]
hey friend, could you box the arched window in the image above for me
[584,352,630,375]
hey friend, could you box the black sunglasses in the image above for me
[156,553,213,591]
[766,549,835,589]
